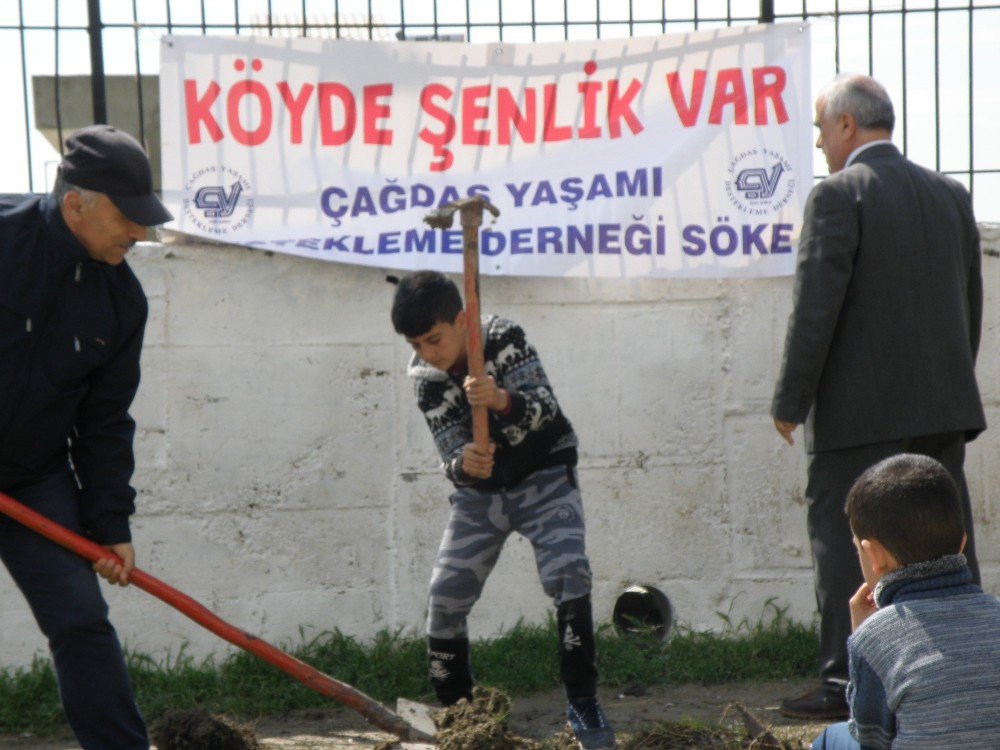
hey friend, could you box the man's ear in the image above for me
[838,111,857,141]
[959,533,968,554]
[61,191,84,223]
[860,538,896,574]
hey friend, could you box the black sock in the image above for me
[427,636,474,706]
[557,595,598,702]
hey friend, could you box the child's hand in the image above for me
[849,582,878,632]
[461,441,496,478]
[463,375,508,412]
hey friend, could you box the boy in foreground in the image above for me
[812,454,1000,749]
[390,271,615,750]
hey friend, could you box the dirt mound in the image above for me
[619,720,754,749]
[150,708,262,750]
[376,687,791,750]
[431,687,530,750]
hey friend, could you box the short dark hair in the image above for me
[390,271,464,338]
[845,454,965,565]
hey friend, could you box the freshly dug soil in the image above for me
[150,709,262,750]
[376,686,792,750]
[0,678,826,749]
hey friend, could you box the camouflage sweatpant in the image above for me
[427,463,593,639]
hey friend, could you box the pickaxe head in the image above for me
[423,196,501,230]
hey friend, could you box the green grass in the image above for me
[0,603,816,736]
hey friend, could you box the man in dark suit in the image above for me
[771,74,985,720]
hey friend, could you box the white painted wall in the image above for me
[0,227,997,667]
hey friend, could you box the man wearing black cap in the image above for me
[0,125,171,749]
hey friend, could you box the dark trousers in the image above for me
[0,472,148,750]
[807,432,979,698]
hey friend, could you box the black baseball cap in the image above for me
[59,125,173,226]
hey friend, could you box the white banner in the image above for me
[159,24,812,278]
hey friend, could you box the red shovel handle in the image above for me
[0,491,434,744]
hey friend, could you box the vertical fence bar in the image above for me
[132,0,147,147]
[17,0,34,186]
[54,0,64,155]
[87,0,108,124]
[868,0,874,74]
[759,1,774,24]
[901,2,908,156]
[967,5,974,200]
[933,0,941,172]
[834,0,841,73]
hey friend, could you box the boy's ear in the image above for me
[860,538,897,574]
[454,309,467,329]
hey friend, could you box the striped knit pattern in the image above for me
[847,555,1000,749]
[408,315,577,489]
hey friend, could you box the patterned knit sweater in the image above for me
[846,554,1000,749]
[407,315,578,490]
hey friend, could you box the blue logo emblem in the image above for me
[726,149,796,215]
[183,166,254,235]
[735,163,785,200]
[194,181,244,218]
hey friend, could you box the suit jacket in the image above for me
[772,143,985,453]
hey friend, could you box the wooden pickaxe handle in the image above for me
[423,196,501,452]
[461,220,489,450]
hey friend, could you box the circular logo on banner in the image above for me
[725,148,795,215]
[182,165,255,235]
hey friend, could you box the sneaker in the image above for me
[779,686,849,720]
[567,696,617,750]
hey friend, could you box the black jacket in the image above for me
[0,196,147,543]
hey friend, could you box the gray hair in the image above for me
[820,74,895,133]
[52,171,100,208]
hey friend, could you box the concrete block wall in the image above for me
[0,229,996,667]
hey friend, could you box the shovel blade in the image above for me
[396,697,438,740]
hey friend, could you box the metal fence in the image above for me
[3,0,998,219]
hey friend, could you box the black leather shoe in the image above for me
[779,687,849,720]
